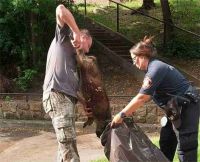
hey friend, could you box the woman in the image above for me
[111,36,200,162]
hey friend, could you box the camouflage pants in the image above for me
[43,91,80,162]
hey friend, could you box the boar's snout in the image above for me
[96,120,111,138]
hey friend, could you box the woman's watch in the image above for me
[118,112,127,119]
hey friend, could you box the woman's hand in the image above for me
[110,113,123,128]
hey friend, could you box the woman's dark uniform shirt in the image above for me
[139,59,190,107]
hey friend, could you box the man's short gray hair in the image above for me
[80,29,92,38]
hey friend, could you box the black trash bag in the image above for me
[101,118,169,162]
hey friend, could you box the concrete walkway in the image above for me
[0,131,105,162]
[0,119,106,162]
[0,119,160,162]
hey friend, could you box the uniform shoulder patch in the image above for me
[142,76,152,89]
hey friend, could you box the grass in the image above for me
[150,136,179,162]
[91,125,200,162]
[75,0,200,58]
[76,1,163,42]
[151,125,200,162]
[76,0,199,38]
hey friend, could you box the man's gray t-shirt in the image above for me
[43,24,79,100]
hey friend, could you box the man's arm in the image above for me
[56,4,80,48]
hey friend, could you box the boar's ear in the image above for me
[76,49,85,56]
[89,56,97,61]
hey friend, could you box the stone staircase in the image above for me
[80,17,147,81]
[86,20,133,63]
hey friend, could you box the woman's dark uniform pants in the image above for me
[160,100,200,162]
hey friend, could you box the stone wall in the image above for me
[0,96,165,124]
[0,98,45,120]
[110,99,165,124]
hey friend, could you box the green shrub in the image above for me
[4,95,12,101]
[0,0,55,72]
[15,69,37,91]
[163,35,200,58]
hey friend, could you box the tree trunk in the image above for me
[142,0,156,10]
[30,12,37,66]
[160,0,174,45]
[0,73,14,93]
[131,0,155,15]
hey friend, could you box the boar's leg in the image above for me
[96,120,111,138]
[83,117,94,128]
[77,92,95,128]
[77,91,86,108]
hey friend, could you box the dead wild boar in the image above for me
[76,50,112,138]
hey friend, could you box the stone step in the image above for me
[91,33,111,38]
[101,41,128,46]
[97,38,124,42]
[117,55,131,58]
[113,50,130,53]
[106,45,131,50]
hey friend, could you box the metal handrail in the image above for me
[109,0,200,39]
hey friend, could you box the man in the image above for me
[111,36,200,162]
[42,4,92,162]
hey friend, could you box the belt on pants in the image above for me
[51,89,77,104]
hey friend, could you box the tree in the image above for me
[142,0,156,10]
[130,0,174,44]
[160,0,174,44]
[0,0,55,73]
[131,0,155,14]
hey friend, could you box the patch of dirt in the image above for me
[170,58,200,80]
[93,50,142,106]
[94,51,141,95]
